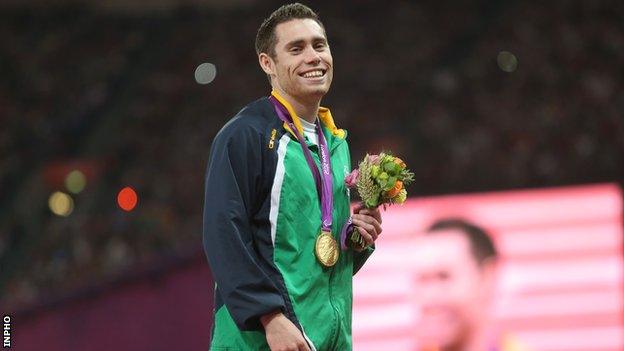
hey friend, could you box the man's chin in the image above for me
[418,324,462,349]
[419,336,461,351]
[292,86,329,101]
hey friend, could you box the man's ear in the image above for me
[258,53,275,77]
[480,256,499,296]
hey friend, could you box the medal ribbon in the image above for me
[270,96,333,232]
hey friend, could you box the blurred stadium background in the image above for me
[0,0,622,350]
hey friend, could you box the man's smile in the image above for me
[298,68,327,79]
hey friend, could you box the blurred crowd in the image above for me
[1,0,622,311]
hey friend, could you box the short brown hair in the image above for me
[255,3,325,58]
[426,218,498,266]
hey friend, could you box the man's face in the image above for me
[411,231,494,349]
[261,18,333,101]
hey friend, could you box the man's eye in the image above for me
[314,43,326,50]
[437,272,450,281]
[290,47,302,53]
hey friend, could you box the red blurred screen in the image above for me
[352,183,623,351]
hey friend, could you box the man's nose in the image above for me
[303,46,321,64]
[420,285,444,302]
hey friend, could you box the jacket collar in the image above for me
[270,90,346,144]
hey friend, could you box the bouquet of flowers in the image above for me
[343,152,415,249]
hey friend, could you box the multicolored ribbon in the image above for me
[269,96,334,234]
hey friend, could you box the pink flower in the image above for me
[344,169,359,188]
[367,154,380,164]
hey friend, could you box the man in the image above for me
[202,3,382,350]
[412,219,527,351]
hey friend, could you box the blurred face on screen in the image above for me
[412,230,495,350]
[260,18,333,102]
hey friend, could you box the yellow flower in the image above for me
[396,189,407,204]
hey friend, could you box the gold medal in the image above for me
[315,231,339,267]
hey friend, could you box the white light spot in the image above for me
[194,62,217,84]
[48,191,74,217]
[497,51,518,73]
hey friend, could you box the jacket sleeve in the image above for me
[353,244,374,275]
[202,119,285,331]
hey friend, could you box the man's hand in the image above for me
[261,311,311,351]
[352,204,383,251]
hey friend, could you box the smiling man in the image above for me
[412,219,527,351]
[202,3,382,351]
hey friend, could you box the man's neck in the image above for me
[463,326,489,351]
[273,87,321,123]
[444,321,490,351]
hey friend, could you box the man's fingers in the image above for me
[368,216,382,236]
[297,338,311,351]
[355,226,374,246]
[358,207,382,225]
[352,217,377,240]
[297,332,311,351]
[352,214,381,239]
[354,211,382,230]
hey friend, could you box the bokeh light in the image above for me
[65,170,87,194]
[497,50,518,72]
[194,62,217,84]
[117,186,138,211]
[48,191,74,217]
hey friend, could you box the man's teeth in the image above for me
[302,70,324,78]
